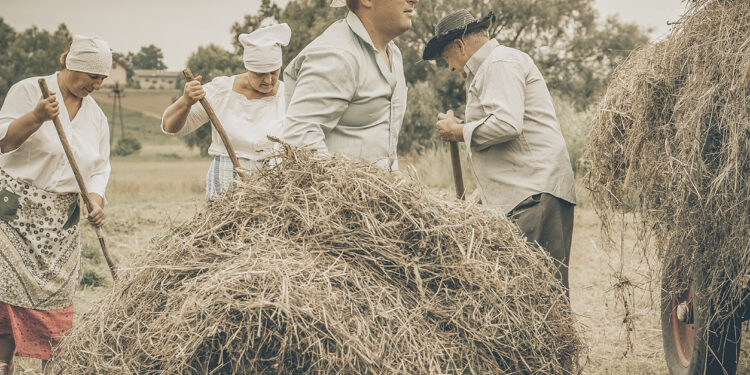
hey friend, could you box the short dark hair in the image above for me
[346,0,359,11]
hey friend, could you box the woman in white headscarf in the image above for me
[162,23,292,198]
[0,35,112,373]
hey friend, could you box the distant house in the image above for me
[102,61,128,88]
[133,69,180,90]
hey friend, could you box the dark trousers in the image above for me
[508,193,574,296]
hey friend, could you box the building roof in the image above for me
[133,69,180,78]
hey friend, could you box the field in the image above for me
[9,90,749,373]
[92,89,181,120]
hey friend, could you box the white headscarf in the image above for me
[65,35,112,76]
[239,23,292,73]
[330,0,346,6]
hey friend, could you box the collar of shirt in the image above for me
[49,72,97,131]
[346,11,379,52]
[464,39,500,80]
[345,11,398,89]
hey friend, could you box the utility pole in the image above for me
[111,82,125,144]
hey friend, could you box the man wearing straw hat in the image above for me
[423,9,577,294]
[162,24,291,198]
[282,0,418,171]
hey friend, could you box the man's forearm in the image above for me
[464,114,522,149]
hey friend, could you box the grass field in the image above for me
[9,90,749,373]
[90,89,186,148]
[92,88,181,119]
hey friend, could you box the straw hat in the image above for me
[421,9,495,61]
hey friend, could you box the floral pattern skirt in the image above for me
[0,169,81,311]
[0,169,82,361]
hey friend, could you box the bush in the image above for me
[80,244,101,263]
[156,153,181,160]
[112,137,142,156]
[183,123,211,156]
[554,97,592,175]
[79,269,104,287]
[398,81,443,155]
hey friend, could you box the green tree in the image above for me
[0,22,72,105]
[186,44,244,82]
[200,0,650,155]
[0,18,18,105]
[111,51,135,86]
[395,0,649,150]
[232,0,345,71]
[401,81,443,153]
[130,44,167,70]
[230,0,282,54]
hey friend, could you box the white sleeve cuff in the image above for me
[87,175,108,205]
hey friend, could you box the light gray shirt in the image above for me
[282,11,407,171]
[462,39,576,214]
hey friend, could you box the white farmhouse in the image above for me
[133,69,180,89]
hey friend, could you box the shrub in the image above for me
[112,137,142,156]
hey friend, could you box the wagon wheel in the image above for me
[661,270,743,375]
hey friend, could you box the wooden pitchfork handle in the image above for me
[182,69,244,175]
[37,79,117,280]
[449,141,465,200]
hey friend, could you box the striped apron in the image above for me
[205,156,264,199]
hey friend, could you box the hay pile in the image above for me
[49,143,581,374]
[586,0,749,316]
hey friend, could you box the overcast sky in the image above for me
[2,0,688,70]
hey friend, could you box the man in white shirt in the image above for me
[282,0,418,171]
[423,9,577,295]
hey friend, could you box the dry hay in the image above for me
[585,0,749,327]
[49,143,582,374]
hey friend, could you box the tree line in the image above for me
[0,18,169,103]
[0,0,651,154]
[187,0,650,154]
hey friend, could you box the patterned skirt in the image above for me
[205,156,264,199]
[0,169,81,360]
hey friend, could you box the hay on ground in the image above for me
[585,0,749,323]
[49,143,582,374]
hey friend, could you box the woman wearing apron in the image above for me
[162,23,291,198]
[0,35,112,373]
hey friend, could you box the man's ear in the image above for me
[359,0,374,9]
[455,39,466,56]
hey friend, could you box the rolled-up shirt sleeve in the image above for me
[282,49,358,153]
[463,60,527,151]
[161,84,213,137]
[88,113,111,202]
[0,83,36,154]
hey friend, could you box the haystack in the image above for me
[585,0,749,318]
[49,143,581,374]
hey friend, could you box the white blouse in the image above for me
[0,73,111,199]
[162,75,285,160]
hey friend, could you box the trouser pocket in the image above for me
[0,189,20,222]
